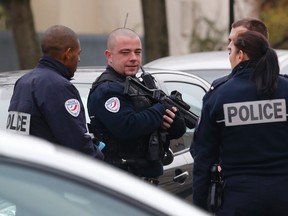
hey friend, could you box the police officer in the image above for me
[87,28,186,181]
[7,25,103,160]
[191,31,288,215]
[209,18,268,91]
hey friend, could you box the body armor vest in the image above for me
[88,69,164,166]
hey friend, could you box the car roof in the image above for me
[145,50,230,70]
[0,66,211,88]
[0,131,207,216]
[73,67,210,86]
[0,70,29,85]
[144,49,288,72]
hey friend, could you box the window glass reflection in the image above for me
[0,163,150,216]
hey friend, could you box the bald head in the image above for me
[107,28,140,50]
[104,28,142,76]
[41,25,79,57]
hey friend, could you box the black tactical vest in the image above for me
[88,68,160,164]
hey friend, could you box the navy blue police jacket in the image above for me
[88,65,166,142]
[7,56,104,160]
[191,60,288,210]
[87,65,167,177]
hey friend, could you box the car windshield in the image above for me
[0,162,152,216]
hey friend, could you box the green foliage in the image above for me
[260,2,288,49]
[189,17,226,52]
[0,5,5,29]
[0,4,9,30]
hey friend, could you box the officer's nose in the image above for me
[129,52,137,60]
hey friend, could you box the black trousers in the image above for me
[216,175,288,216]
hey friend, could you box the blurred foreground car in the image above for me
[0,67,210,202]
[0,130,208,216]
[144,50,288,83]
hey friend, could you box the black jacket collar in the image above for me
[38,55,72,80]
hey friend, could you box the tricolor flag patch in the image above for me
[65,99,81,117]
[105,97,120,113]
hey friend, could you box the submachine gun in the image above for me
[124,67,198,129]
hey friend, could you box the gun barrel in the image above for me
[125,76,198,129]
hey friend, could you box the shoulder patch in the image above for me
[105,97,120,113]
[65,99,81,117]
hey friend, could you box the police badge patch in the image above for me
[65,99,81,117]
[105,97,120,113]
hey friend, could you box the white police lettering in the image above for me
[223,99,286,126]
[105,97,120,113]
[6,111,31,135]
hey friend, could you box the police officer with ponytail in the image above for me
[192,30,288,215]
[87,28,185,182]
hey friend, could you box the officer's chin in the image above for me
[70,69,77,78]
[125,70,138,77]
[126,65,139,73]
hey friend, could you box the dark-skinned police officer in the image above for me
[7,25,103,160]
[87,28,186,182]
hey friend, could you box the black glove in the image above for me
[160,97,186,139]
[167,112,186,139]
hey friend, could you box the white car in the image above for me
[0,130,208,216]
[144,50,288,83]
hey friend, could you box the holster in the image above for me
[147,130,170,163]
[207,164,224,212]
[147,131,160,161]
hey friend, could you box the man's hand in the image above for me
[162,107,177,129]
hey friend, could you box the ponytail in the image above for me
[234,31,279,99]
[252,48,279,99]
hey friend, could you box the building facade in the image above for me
[31,0,230,55]
[0,0,258,71]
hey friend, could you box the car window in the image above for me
[185,69,230,83]
[164,82,205,117]
[0,162,154,216]
[163,81,206,154]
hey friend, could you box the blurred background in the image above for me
[0,0,287,72]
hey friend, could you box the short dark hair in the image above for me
[41,25,79,56]
[232,18,268,39]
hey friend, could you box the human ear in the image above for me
[64,48,72,60]
[104,50,112,63]
[104,50,111,58]
[238,50,245,61]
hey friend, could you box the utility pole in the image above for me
[229,0,234,32]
